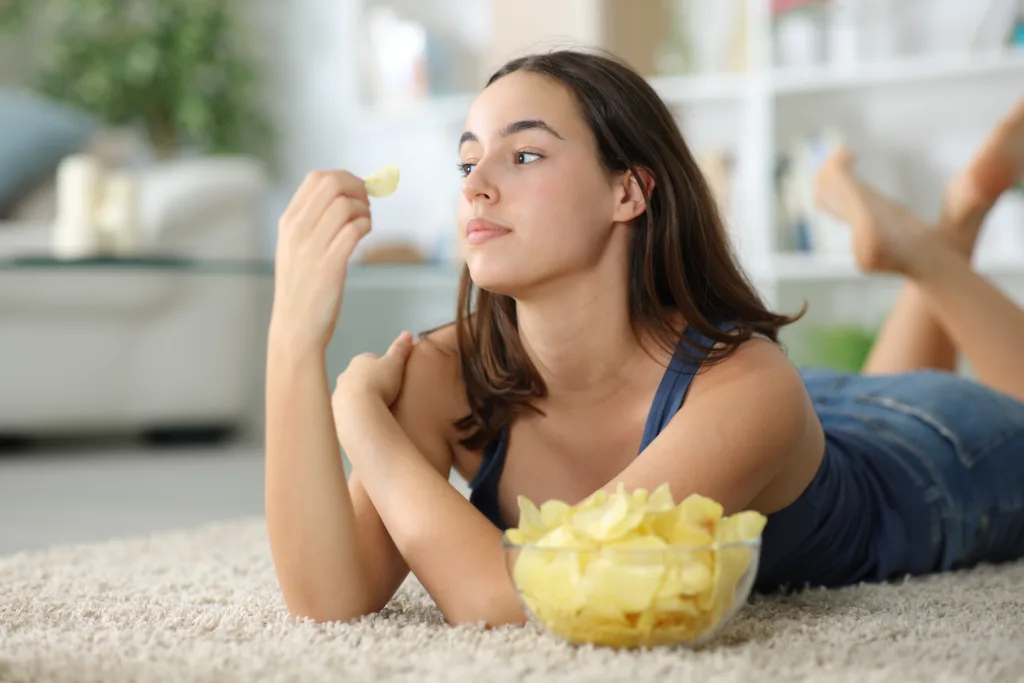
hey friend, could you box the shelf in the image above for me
[338,253,1024,292]
[351,71,754,131]
[348,48,1024,131]
[770,48,1024,95]
[761,252,871,281]
[650,72,750,105]
[762,252,1024,282]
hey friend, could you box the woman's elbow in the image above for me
[285,595,382,625]
[445,592,528,629]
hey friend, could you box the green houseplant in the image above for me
[0,0,275,163]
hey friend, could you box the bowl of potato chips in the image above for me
[502,483,766,649]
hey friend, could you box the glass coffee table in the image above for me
[0,253,274,273]
[0,252,462,286]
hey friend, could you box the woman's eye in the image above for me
[458,152,540,177]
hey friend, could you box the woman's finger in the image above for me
[327,216,372,265]
[278,170,325,226]
[291,171,369,237]
[385,331,414,360]
[314,195,370,248]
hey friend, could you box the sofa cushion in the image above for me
[0,88,99,218]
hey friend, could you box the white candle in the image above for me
[96,171,141,256]
[52,154,103,259]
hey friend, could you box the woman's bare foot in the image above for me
[813,147,931,274]
[942,97,1024,253]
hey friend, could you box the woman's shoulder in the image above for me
[693,329,807,411]
[392,323,470,446]
[714,328,794,374]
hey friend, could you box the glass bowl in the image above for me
[502,534,761,649]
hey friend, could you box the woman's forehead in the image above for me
[465,71,582,138]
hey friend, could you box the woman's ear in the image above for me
[633,167,656,197]
[612,166,656,223]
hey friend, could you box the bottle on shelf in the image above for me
[775,127,851,257]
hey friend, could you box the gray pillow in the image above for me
[0,88,99,217]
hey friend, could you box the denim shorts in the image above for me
[800,368,1024,573]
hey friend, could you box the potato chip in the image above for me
[578,556,664,614]
[578,602,630,625]
[571,491,645,542]
[363,163,400,197]
[540,499,573,529]
[678,494,725,532]
[512,547,584,612]
[605,534,667,552]
[652,593,702,617]
[659,559,713,597]
[645,483,675,512]
[515,496,547,543]
[504,527,527,545]
[506,484,766,649]
[703,510,767,624]
[577,489,609,509]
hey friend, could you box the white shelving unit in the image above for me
[769,47,1024,94]
[648,72,752,104]
[766,251,1024,282]
[346,0,1024,309]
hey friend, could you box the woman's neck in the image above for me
[515,274,660,407]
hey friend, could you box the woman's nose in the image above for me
[462,161,498,203]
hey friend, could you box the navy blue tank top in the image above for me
[468,324,932,592]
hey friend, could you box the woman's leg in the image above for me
[835,97,1024,375]
[815,147,1024,403]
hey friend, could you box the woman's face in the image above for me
[456,71,631,296]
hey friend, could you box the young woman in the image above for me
[265,50,1024,627]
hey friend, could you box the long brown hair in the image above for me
[450,49,802,450]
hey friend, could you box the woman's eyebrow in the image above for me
[459,119,564,149]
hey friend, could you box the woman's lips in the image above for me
[466,218,511,245]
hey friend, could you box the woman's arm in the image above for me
[265,168,472,623]
[264,168,387,623]
[342,336,465,616]
[266,332,463,624]
[601,338,816,514]
[334,388,526,628]
[264,339,374,622]
[333,338,811,628]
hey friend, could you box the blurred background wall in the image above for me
[0,0,1022,550]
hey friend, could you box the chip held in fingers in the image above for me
[503,483,767,649]
[364,164,400,197]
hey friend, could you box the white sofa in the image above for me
[0,155,271,442]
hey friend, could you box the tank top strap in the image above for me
[468,424,509,529]
[638,322,734,453]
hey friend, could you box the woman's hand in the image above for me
[269,170,372,354]
[333,331,416,415]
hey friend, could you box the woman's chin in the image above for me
[465,257,526,297]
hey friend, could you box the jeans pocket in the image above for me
[853,371,1024,469]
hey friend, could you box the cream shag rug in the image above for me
[2,517,1022,683]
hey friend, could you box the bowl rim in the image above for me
[500,532,762,553]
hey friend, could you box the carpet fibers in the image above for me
[2,517,1022,683]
